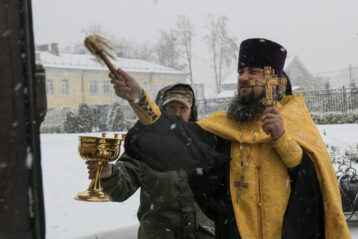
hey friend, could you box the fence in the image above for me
[300,87,358,113]
[41,87,358,132]
[195,87,358,118]
[196,97,233,118]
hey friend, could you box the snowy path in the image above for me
[41,125,358,238]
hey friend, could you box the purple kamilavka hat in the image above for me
[238,38,287,77]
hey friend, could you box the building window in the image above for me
[103,80,110,95]
[46,79,55,96]
[61,79,70,96]
[90,80,99,94]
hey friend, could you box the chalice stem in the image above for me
[87,177,96,191]
[94,162,103,191]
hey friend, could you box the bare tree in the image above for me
[81,23,115,39]
[134,42,156,60]
[64,24,156,61]
[176,15,195,83]
[115,39,155,61]
[205,15,238,94]
[155,29,183,70]
[64,23,116,54]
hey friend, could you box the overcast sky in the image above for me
[32,0,358,89]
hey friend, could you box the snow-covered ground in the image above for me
[41,125,358,239]
[41,132,140,239]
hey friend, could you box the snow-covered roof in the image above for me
[285,55,313,78]
[36,51,187,75]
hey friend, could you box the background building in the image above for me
[36,44,188,130]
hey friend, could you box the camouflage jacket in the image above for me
[101,152,215,239]
[102,83,214,239]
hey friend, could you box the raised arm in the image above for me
[109,68,143,103]
[109,68,162,125]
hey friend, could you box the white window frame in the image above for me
[61,79,70,96]
[46,79,55,96]
[90,80,99,95]
[103,80,110,95]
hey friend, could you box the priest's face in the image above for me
[238,67,265,101]
[226,67,267,121]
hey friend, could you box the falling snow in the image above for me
[14,83,22,92]
[25,147,33,169]
[40,124,358,238]
[1,30,11,37]
[0,163,7,169]
[196,167,204,175]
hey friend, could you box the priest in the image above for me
[110,38,350,239]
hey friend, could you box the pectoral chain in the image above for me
[234,131,259,204]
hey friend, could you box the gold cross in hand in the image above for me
[249,66,287,107]
[234,175,249,203]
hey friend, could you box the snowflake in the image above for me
[196,167,203,175]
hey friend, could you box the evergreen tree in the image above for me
[77,103,94,132]
[107,102,125,131]
[63,112,79,133]
[97,105,110,132]
[324,80,331,90]
[107,102,119,130]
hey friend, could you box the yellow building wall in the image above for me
[82,71,112,106]
[45,68,80,110]
[45,67,187,111]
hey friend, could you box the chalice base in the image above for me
[74,190,112,202]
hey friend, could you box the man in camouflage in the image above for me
[87,83,215,239]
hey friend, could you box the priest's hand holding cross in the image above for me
[262,106,285,141]
[249,66,287,141]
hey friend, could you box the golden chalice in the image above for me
[75,133,125,202]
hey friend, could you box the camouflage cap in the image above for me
[162,88,193,108]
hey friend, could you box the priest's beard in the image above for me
[227,90,266,122]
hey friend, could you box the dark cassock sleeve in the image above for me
[124,111,230,173]
[125,113,241,238]
[186,125,242,239]
[124,112,233,218]
[282,151,325,239]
